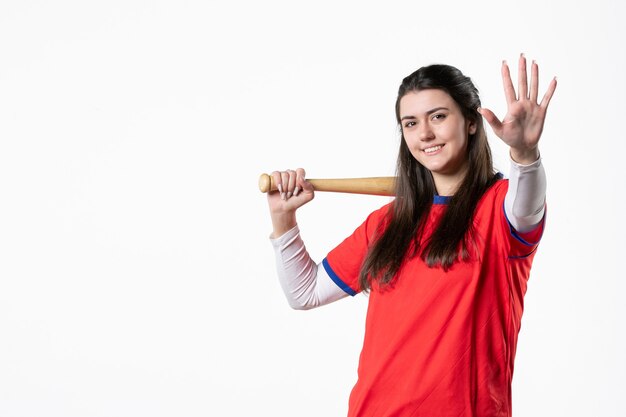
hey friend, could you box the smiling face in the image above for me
[399,89,476,194]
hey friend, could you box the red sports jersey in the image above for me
[324,179,544,417]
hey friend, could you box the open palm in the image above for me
[479,55,557,163]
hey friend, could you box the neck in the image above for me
[432,163,468,196]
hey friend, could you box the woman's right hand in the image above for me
[267,168,315,237]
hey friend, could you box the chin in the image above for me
[419,162,448,173]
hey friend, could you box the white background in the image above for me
[1,1,624,416]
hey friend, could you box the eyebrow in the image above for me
[400,106,449,121]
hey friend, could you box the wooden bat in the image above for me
[258,173,396,196]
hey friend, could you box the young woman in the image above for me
[267,54,556,417]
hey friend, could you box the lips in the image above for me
[423,144,444,154]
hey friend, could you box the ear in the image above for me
[468,121,477,135]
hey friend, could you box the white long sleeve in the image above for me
[504,155,547,233]
[270,226,349,310]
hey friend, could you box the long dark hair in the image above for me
[358,64,498,291]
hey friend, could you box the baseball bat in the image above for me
[258,173,396,196]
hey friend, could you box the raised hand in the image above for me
[479,54,557,164]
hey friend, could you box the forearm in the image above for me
[270,226,348,310]
[270,211,297,238]
[504,153,546,233]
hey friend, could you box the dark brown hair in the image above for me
[358,64,498,291]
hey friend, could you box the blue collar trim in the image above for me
[433,195,451,205]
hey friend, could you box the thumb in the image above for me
[478,107,503,137]
[301,178,315,193]
[296,168,314,193]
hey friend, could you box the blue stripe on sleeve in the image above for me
[322,258,357,296]
[509,245,539,259]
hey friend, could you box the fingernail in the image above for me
[277,183,283,193]
[286,191,292,199]
[281,192,286,200]
[294,186,300,197]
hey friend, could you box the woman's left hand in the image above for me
[479,54,557,164]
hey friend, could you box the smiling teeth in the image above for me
[424,145,443,153]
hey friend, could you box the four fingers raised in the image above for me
[502,53,556,106]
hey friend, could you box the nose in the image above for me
[418,122,435,142]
